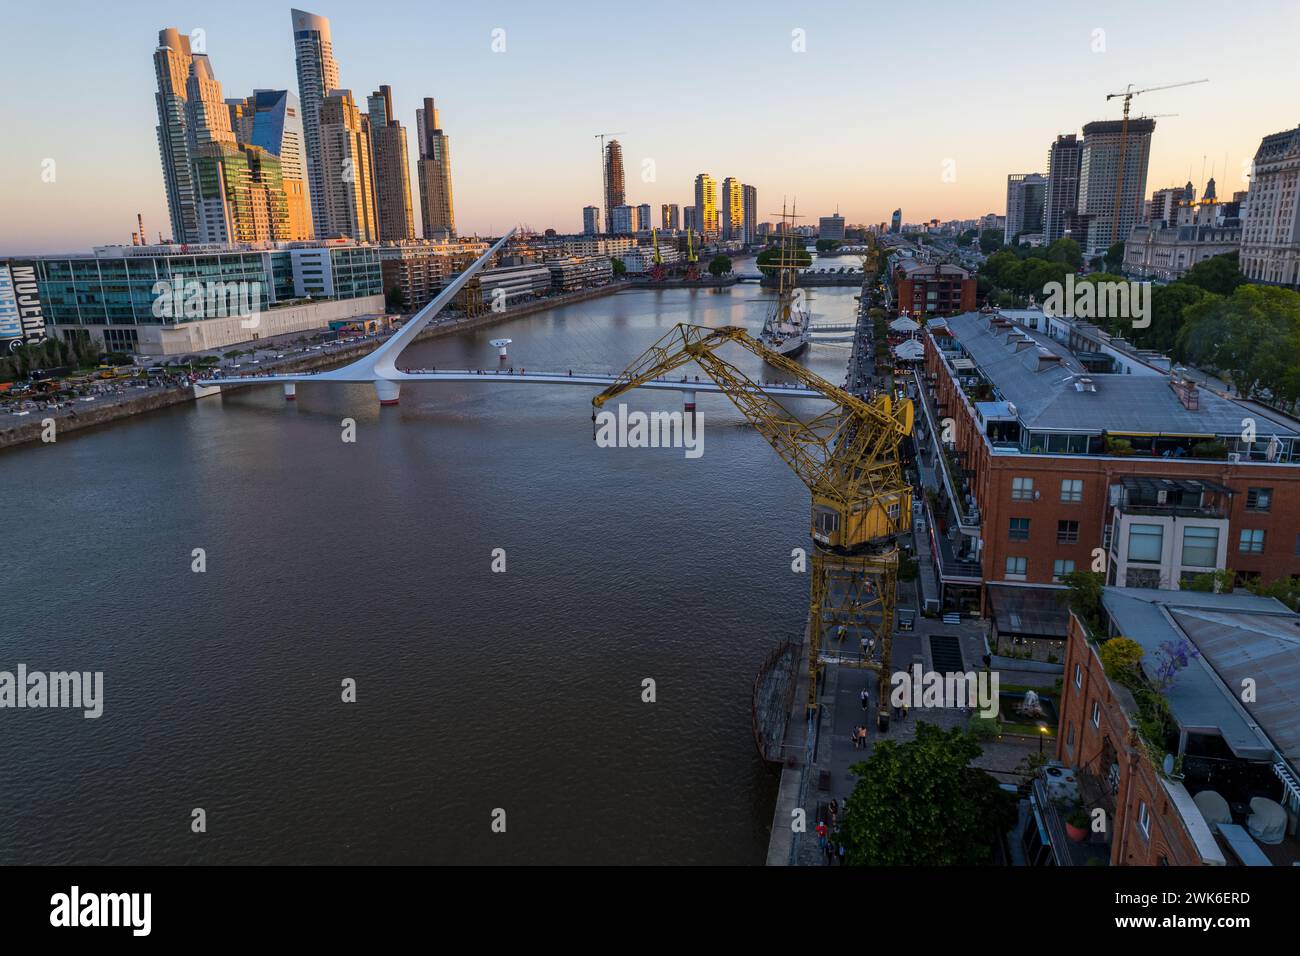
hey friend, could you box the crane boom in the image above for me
[593,323,911,523]
[1104,79,1207,244]
[594,323,914,721]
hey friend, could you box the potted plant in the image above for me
[1065,809,1090,842]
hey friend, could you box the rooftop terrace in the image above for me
[929,311,1300,454]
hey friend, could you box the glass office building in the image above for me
[35,245,381,328]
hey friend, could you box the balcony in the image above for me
[1028,765,1112,866]
[1112,476,1231,519]
[928,511,983,582]
[912,370,981,532]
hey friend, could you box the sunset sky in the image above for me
[1,0,1296,254]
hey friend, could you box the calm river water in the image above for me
[0,279,859,864]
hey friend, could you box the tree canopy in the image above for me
[839,723,1016,865]
[756,245,811,277]
[1182,251,1247,296]
[1177,283,1300,403]
[1,336,103,382]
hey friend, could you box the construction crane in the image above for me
[592,324,913,727]
[594,131,626,235]
[1104,79,1207,244]
[647,228,667,282]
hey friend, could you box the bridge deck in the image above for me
[198,368,829,400]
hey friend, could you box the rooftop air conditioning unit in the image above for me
[1157,490,1168,505]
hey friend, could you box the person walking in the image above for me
[860,688,870,712]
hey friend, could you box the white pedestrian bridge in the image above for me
[197,229,830,409]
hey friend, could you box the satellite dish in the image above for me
[1163,753,1175,776]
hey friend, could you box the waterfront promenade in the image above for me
[0,281,624,451]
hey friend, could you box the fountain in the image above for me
[1016,690,1045,719]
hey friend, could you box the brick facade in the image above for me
[922,336,1300,601]
[1057,615,1207,865]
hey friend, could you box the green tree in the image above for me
[1103,241,1126,272]
[385,285,406,312]
[1060,570,1106,637]
[1099,637,1144,679]
[1249,575,1300,611]
[610,257,626,277]
[1045,237,1083,268]
[708,254,732,277]
[978,229,1003,254]
[1182,252,1246,296]
[1183,568,1234,593]
[815,238,842,252]
[755,245,811,278]
[1145,281,1206,353]
[840,723,1015,865]
[1178,284,1300,401]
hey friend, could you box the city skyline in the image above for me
[2,0,1298,254]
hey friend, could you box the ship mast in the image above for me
[766,200,802,335]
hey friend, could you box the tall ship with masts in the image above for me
[758,203,811,359]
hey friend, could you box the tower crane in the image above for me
[592,324,913,727]
[1104,80,1207,244]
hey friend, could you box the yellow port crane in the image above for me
[592,324,913,726]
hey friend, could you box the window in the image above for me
[1128,524,1163,563]
[1054,559,1076,582]
[1239,529,1265,554]
[1246,487,1272,512]
[1009,517,1030,541]
[1061,479,1083,503]
[1067,722,1075,748]
[1011,477,1034,501]
[1126,567,1162,588]
[1138,800,1151,839]
[1091,700,1101,728]
[1074,663,1082,688]
[1057,520,1079,544]
[1181,526,1219,568]
[1005,556,1027,578]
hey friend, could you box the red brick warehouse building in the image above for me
[1019,588,1300,867]
[893,260,977,316]
[913,308,1300,646]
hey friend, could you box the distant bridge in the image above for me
[197,230,830,409]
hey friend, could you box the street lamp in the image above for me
[1038,722,1049,755]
